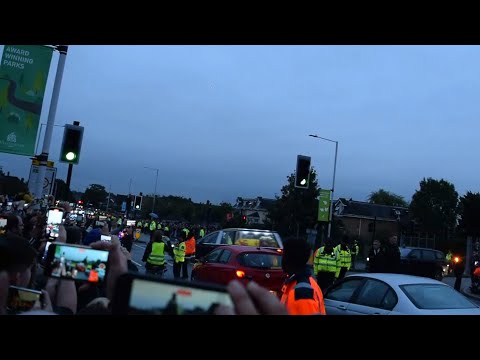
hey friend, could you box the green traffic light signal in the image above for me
[60,124,84,164]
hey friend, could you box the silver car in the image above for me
[324,273,480,315]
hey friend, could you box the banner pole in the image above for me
[34,45,68,199]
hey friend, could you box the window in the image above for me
[198,232,218,245]
[235,230,280,248]
[325,278,364,302]
[218,250,232,264]
[408,249,421,259]
[422,250,436,261]
[205,249,223,263]
[354,279,392,309]
[220,231,235,245]
[400,284,477,309]
[381,289,398,311]
[237,252,283,269]
[434,251,445,260]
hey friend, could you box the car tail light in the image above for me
[276,249,283,254]
[236,270,246,278]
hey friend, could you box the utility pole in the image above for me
[34,45,68,200]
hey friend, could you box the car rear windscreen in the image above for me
[400,284,477,309]
[237,252,282,269]
[234,231,281,248]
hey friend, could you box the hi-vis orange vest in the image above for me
[185,237,196,256]
[281,274,325,315]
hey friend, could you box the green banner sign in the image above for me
[318,189,331,222]
[0,45,53,156]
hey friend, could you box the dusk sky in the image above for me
[1,45,479,205]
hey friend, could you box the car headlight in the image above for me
[366,257,369,262]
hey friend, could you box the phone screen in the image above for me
[101,235,111,242]
[7,286,42,313]
[125,277,233,315]
[0,218,7,234]
[46,209,64,239]
[44,243,110,284]
[96,221,105,227]
[99,216,107,221]
[126,220,136,226]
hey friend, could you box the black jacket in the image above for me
[383,244,401,274]
[367,247,386,273]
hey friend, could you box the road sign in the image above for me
[318,189,331,222]
[28,161,56,197]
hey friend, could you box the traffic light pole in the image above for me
[65,120,80,194]
[309,134,339,238]
[34,45,68,200]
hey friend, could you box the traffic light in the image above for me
[78,200,83,205]
[59,124,84,164]
[134,195,143,210]
[295,155,311,189]
[241,215,247,224]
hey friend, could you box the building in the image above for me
[334,198,408,246]
[233,197,276,225]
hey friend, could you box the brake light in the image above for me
[236,270,246,278]
[276,249,283,253]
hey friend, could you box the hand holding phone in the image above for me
[111,273,234,315]
[7,286,43,313]
[44,242,110,284]
[46,207,64,240]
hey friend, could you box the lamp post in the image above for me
[309,134,338,238]
[144,166,159,214]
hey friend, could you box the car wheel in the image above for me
[434,269,443,281]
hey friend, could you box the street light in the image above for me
[309,134,338,238]
[144,166,159,214]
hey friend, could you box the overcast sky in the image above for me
[1,45,479,205]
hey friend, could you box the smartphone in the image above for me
[46,207,64,240]
[96,221,105,227]
[99,216,107,221]
[101,235,112,242]
[7,286,43,313]
[126,220,136,226]
[44,242,110,284]
[111,273,234,315]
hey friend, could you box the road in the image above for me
[130,234,480,306]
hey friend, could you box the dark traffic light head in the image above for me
[60,124,84,165]
[295,155,311,189]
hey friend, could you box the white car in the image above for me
[324,273,480,315]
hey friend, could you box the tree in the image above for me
[368,188,408,207]
[268,168,320,238]
[410,178,458,240]
[84,184,108,208]
[458,192,480,238]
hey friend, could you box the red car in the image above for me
[191,245,287,296]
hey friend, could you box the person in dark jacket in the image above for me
[454,255,466,292]
[383,235,401,274]
[366,239,386,273]
[120,226,134,253]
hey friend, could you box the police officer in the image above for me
[314,239,338,294]
[173,232,186,279]
[142,230,167,277]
